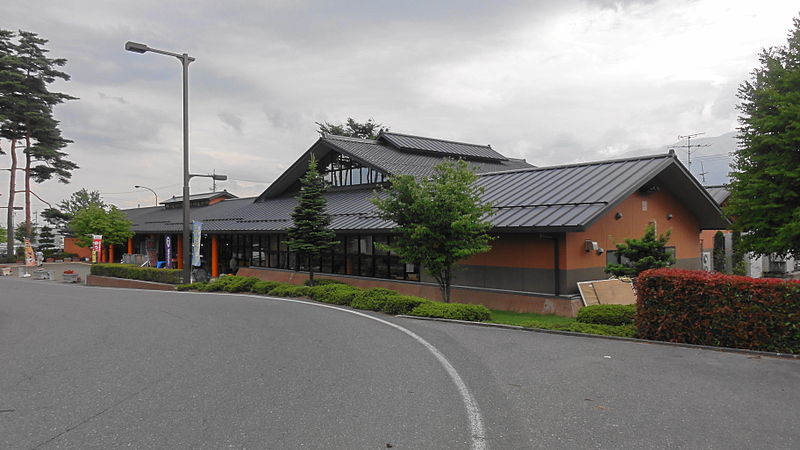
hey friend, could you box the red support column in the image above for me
[211,235,219,278]
[176,236,183,269]
[127,237,134,254]
[109,245,114,264]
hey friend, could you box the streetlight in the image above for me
[134,185,158,206]
[126,40,195,284]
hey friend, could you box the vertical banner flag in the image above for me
[92,235,103,264]
[24,239,35,267]
[191,221,203,267]
[165,235,173,268]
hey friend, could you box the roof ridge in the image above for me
[380,131,491,149]
[322,133,378,144]
[478,152,675,177]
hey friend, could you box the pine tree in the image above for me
[37,225,56,257]
[0,29,77,256]
[726,17,800,258]
[316,117,388,139]
[606,224,675,277]
[286,156,338,285]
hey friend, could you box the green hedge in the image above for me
[636,268,800,353]
[577,304,636,326]
[252,280,285,294]
[91,263,183,285]
[521,320,636,337]
[268,284,312,298]
[351,288,429,315]
[408,302,491,322]
[304,278,348,287]
[308,284,362,305]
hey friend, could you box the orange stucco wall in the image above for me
[460,234,556,269]
[64,237,92,259]
[565,186,701,270]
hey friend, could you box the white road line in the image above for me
[57,283,487,449]
[225,293,487,450]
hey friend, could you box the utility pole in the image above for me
[698,162,709,184]
[671,132,710,173]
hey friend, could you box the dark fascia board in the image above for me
[257,138,393,201]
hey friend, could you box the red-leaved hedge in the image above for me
[635,268,800,353]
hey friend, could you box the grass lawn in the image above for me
[487,309,576,327]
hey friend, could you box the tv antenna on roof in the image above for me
[698,161,709,183]
[670,132,710,173]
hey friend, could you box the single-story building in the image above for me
[121,132,729,315]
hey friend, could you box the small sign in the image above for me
[165,235,173,268]
[92,235,103,264]
[24,239,35,267]
[191,221,203,267]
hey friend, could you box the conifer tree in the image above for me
[727,17,800,257]
[286,156,338,285]
[605,224,675,277]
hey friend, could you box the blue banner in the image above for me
[165,235,172,268]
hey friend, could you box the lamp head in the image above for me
[125,41,149,54]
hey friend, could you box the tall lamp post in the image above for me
[125,41,195,283]
[134,185,158,206]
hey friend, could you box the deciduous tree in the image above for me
[69,205,133,248]
[727,17,800,258]
[315,117,387,140]
[372,160,494,302]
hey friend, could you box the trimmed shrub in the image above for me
[304,278,348,287]
[222,276,260,293]
[350,288,400,310]
[91,263,183,284]
[577,304,636,326]
[176,282,207,291]
[268,284,312,298]
[408,302,491,322]
[309,284,362,305]
[521,320,636,337]
[252,280,285,294]
[636,268,800,353]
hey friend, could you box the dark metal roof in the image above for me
[126,152,729,234]
[704,185,730,205]
[257,134,532,200]
[378,131,508,161]
[161,190,237,205]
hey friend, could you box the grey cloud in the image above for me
[218,112,243,134]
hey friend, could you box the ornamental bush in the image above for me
[176,282,207,291]
[309,284,362,305]
[252,280,285,294]
[91,263,182,284]
[636,268,800,353]
[222,276,260,293]
[408,302,491,322]
[350,288,429,315]
[577,304,636,326]
[268,284,312,298]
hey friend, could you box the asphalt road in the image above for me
[1,278,797,449]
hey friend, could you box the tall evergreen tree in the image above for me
[726,17,800,258]
[0,29,77,256]
[41,188,106,234]
[286,156,338,285]
[37,225,55,256]
[372,160,494,302]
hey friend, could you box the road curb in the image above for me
[396,315,800,360]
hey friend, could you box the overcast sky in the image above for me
[2,0,798,215]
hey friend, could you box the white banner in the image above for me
[191,221,202,267]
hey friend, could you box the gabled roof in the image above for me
[126,152,729,234]
[377,131,508,161]
[475,153,729,230]
[257,132,532,200]
[161,190,238,205]
[704,185,730,206]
